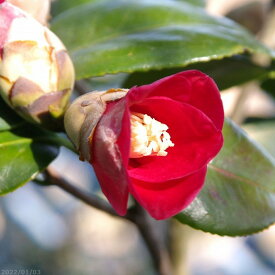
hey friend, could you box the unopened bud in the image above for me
[64,89,128,161]
[0,2,74,129]
[7,0,51,25]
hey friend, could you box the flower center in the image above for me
[129,112,174,158]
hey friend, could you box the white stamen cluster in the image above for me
[129,112,174,158]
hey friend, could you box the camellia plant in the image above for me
[0,0,275,274]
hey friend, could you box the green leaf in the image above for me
[123,56,268,90]
[51,0,206,17]
[51,0,271,80]
[51,0,98,17]
[261,78,275,100]
[176,119,275,236]
[0,98,24,132]
[179,0,205,7]
[0,123,60,195]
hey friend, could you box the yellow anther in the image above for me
[129,112,174,158]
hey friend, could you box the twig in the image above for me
[43,166,172,275]
[45,166,118,216]
[126,204,172,275]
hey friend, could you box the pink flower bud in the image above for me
[0,2,75,129]
[7,0,50,25]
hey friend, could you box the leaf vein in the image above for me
[0,139,31,148]
[208,163,275,192]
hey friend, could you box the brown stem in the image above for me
[43,166,172,275]
[126,204,172,275]
[45,166,118,216]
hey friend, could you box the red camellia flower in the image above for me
[65,70,224,220]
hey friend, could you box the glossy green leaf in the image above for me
[123,56,268,90]
[51,0,206,17]
[180,0,205,7]
[51,0,98,17]
[51,0,271,80]
[0,98,61,195]
[176,119,275,236]
[0,98,24,132]
[0,125,60,195]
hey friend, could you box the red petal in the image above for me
[183,70,224,130]
[91,99,130,215]
[128,70,224,130]
[129,166,207,220]
[128,97,223,182]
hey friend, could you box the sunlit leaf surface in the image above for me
[176,119,275,236]
[51,0,271,79]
